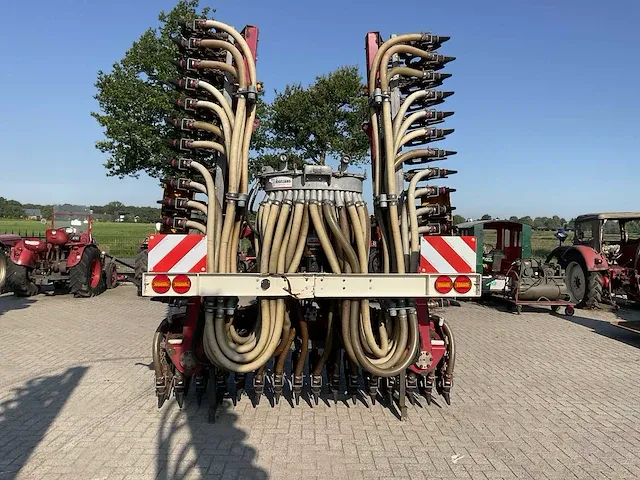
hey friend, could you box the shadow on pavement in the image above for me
[0,295,35,317]
[558,310,640,348]
[156,399,267,479]
[0,366,88,479]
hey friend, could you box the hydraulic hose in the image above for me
[309,192,341,273]
[312,304,334,377]
[408,168,436,272]
[189,161,216,273]
[394,149,444,170]
[186,200,207,216]
[196,79,235,123]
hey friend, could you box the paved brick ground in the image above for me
[1,287,639,480]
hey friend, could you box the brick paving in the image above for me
[1,287,639,479]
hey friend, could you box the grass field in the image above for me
[0,219,154,257]
[483,230,560,259]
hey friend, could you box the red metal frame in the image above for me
[241,25,259,86]
[164,298,204,376]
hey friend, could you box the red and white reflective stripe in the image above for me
[419,236,476,274]
[148,234,207,273]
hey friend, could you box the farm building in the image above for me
[23,208,42,220]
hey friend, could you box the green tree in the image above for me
[453,214,466,225]
[0,197,25,219]
[519,216,534,226]
[91,0,213,179]
[480,214,492,220]
[256,66,369,168]
[508,216,518,222]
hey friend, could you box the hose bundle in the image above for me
[367,33,457,274]
[156,20,459,409]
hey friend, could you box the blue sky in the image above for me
[1,0,638,219]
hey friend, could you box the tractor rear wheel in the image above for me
[105,261,118,289]
[5,261,38,297]
[566,261,586,306]
[69,247,105,297]
[566,261,602,308]
[0,250,7,292]
[134,248,148,296]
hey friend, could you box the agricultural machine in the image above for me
[458,220,573,314]
[548,212,640,308]
[4,205,117,297]
[140,18,482,420]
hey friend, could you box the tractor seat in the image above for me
[492,250,506,273]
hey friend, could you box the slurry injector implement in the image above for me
[142,18,481,420]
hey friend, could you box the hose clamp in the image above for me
[203,298,216,313]
[186,58,200,72]
[225,297,238,315]
[387,194,398,206]
[236,85,258,103]
[225,192,240,203]
[236,193,248,208]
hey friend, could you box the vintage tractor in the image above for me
[5,205,116,297]
[458,220,573,314]
[547,212,640,308]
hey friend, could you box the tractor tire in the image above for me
[5,261,38,297]
[566,261,603,308]
[134,248,148,297]
[585,271,603,308]
[105,260,118,289]
[565,261,586,306]
[0,250,7,293]
[69,246,105,298]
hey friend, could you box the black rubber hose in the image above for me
[275,327,296,375]
[312,303,334,377]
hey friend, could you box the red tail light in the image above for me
[172,274,191,294]
[453,275,472,294]
[434,275,453,294]
[151,275,171,294]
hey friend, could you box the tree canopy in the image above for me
[91,0,213,179]
[92,0,369,183]
[254,66,369,169]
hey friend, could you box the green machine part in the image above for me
[456,220,532,274]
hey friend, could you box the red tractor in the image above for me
[5,205,116,297]
[547,212,640,308]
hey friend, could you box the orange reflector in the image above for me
[434,275,453,294]
[172,274,191,294]
[151,274,171,294]
[453,275,472,294]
